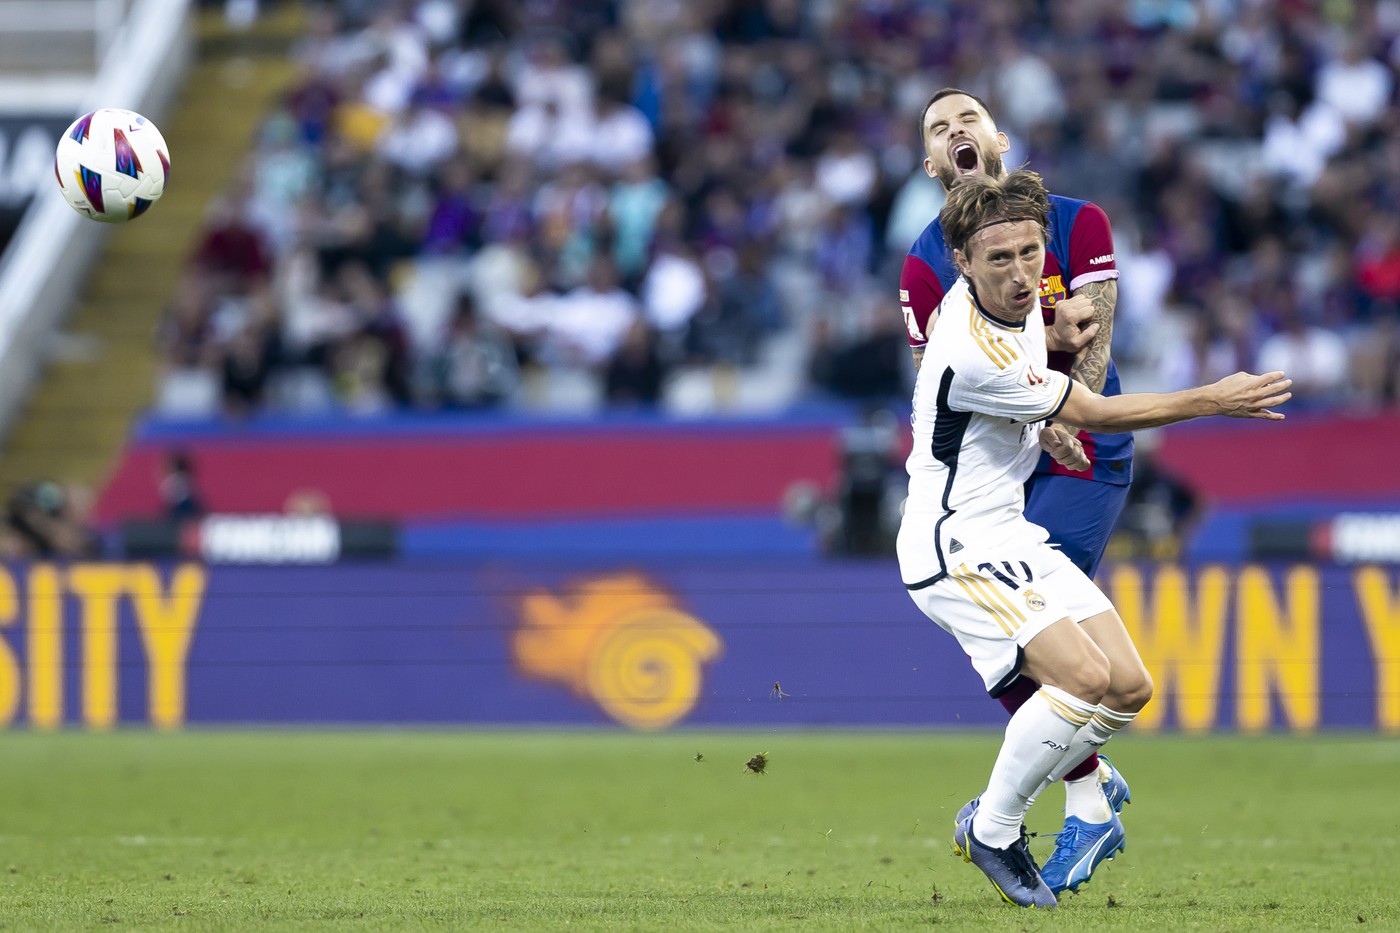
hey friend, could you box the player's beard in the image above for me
[938,146,1006,190]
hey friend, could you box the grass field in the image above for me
[0,731,1394,930]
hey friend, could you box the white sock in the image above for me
[1054,706,1138,822]
[1025,704,1137,813]
[1064,772,1113,823]
[971,685,1097,849]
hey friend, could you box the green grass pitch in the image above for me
[0,731,1395,930]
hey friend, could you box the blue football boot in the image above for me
[1038,812,1127,894]
[955,795,979,825]
[952,813,1057,908]
[1039,755,1132,894]
[1099,755,1132,812]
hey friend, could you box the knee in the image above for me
[1110,667,1154,713]
[1061,653,1111,706]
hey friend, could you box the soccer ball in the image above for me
[54,108,171,223]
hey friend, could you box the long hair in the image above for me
[939,169,1051,255]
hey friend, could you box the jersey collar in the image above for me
[966,282,1028,331]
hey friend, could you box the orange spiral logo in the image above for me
[512,573,723,730]
[585,607,721,730]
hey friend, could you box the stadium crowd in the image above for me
[160,0,1400,419]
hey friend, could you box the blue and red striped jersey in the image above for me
[899,194,1133,485]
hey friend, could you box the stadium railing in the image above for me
[0,0,192,442]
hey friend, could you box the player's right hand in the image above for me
[1210,371,1292,419]
[1039,425,1090,472]
[1045,294,1099,353]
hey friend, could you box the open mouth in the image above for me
[952,142,979,174]
[1012,289,1033,304]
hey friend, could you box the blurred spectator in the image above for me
[3,481,100,558]
[1158,298,1255,394]
[160,270,221,369]
[835,407,906,556]
[284,487,334,516]
[193,192,273,295]
[1351,315,1400,407]
[641,238,707,348]
[1256,304,1349,404]
[814,127,878,208]
[808,298,909,406]
[783,405,907,557]
[979,32,1065,134]
[544,255,638,367]
[1355,213,1400,316]
[1260,93,1346,188]
[431,293,519,409]
[331,262,412,410]
[221,289,283,418]
[159,451,205,521]
[687,241,783,366]
[604,319,666,408]
[160,0,1400,420]
[377,91,459,176]
[1315,34,1393,128]
[421,157,481,254]
[590,80,656,175]
[1112,439,1201,560]
[608,157,668,283]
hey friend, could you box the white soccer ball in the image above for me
[54,108,171,223]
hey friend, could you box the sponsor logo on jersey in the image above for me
[1089,253,1114,265]
[1025,364,1047,387]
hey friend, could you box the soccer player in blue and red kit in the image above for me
[900,88,1133,894]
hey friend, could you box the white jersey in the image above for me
[897,277,1073,587]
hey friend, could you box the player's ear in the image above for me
[996,131,1010,153]
[923,155,938,180]
[953,248,971,277]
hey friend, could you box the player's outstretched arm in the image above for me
[1056,371,1292,433]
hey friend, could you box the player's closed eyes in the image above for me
[929,112,982,137]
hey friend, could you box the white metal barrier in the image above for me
[0,0,192,442]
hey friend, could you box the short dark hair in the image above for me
[940,169,1050,255]
[918,87,994,143]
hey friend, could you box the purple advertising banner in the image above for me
[0,560,1394,732]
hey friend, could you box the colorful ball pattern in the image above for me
[54,108,170,223]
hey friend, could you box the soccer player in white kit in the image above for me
[898,170,1292,908]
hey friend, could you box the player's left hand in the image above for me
[1208,371,1292,419]
[1045,294,1099,353]
[1039,425,1089,472]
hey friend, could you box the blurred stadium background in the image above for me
[2,0,1400,926]
[0,0,1396,733]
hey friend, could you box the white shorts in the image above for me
[905,538,1113,696]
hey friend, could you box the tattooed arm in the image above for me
[1069,279,1117,393]
[911,344,925,373]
